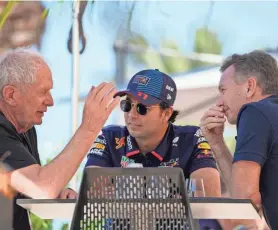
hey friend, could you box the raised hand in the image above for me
[81,82,120,133]
[200,105,226,146]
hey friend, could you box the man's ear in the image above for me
[246,77,257,98]
[163,107,173,122]
[2,85,17,106]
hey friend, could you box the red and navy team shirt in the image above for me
[85,123,217,178]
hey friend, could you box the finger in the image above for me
[67,191,77,199]
[100,86,118,108]
[201,116,226,126]
[106,97,120,115]
[210,105,224,112]
[88,86,96,94]
[59,191,68,199]
[206,122,224,130]
[94,82,115,103]
[205,109,225,118]
[88,82,107,100]
[201,109,224,123]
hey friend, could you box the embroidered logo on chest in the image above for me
[160,158,179,167]
[115,137,125,149]
[120,156,135,167]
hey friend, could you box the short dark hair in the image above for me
[159,102,179,123]
[220,50,278,95]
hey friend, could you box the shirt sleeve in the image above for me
[233,106,271,166]
[0,136,38,171]
[188,128,218,175]
[85,133,113,167]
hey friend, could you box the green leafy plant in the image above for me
[29,213,53,230]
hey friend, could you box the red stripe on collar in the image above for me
[151,151,163,161]
[126,150,140,157]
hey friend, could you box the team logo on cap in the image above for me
[133,75,150,85]
[166,85,174,92]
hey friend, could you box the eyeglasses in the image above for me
[120,100,160,116]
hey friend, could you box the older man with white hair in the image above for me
[0,49,119,230]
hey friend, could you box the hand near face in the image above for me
[81,82,120,133]
[200,105,226,146]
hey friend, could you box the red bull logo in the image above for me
[197,149,213,158]
[115,137,125,149]
[133,75,150,85]
[202,149,210,155]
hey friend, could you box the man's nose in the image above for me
[216,97,224,107]
[46,92,54,107]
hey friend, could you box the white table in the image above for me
[17,197,260,220]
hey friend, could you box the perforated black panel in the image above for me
[71,168,196,230]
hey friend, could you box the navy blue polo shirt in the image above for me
[85,123,217,179]
[233,95,278,229]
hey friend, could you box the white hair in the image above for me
[0,48,46,98]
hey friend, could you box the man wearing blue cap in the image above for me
[85,69,222,228]
[86,69,220,194]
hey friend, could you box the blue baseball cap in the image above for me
[114,69,177,106]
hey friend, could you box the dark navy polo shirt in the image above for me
[86,123,217,179]
[233,95,278,229]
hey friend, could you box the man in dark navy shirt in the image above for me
[200,50,278,229]
[86,69,222,229]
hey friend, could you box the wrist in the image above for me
[210,138,225,147]
[209,140,228,159]
[75,126,100,145]
[78,124,100,136]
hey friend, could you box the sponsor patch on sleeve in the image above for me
[89,135,107,157]
[95,134,107,145]
[92,143,105,150]
[194,128,209,144]
[196,149,214,159]
[197,142,211,150]
[194,128,214,159]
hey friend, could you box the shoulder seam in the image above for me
[240,105,278,143]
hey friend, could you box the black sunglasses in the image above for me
[120,100,160,115]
